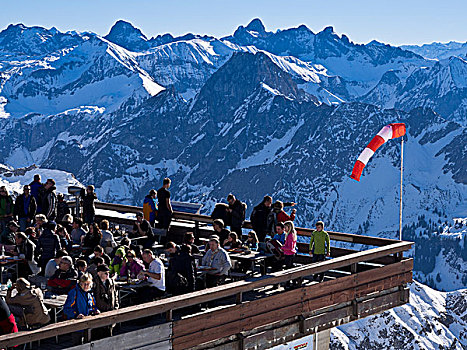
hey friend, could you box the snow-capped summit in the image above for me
[0,23,84,57]
[104,19,150,51]
[401,40,467,60]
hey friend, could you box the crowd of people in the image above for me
[0,176,331,344]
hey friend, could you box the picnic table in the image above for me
[115,279,150,305]
[0,256,25,283]
[227,249,273,275]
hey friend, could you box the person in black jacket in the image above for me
[35,221,61,275]
[168,244,195,294]
[81,186,97,224]
[0,186,14,236]
[14,232,38,277]
[250,195,273,242]
[41,179,57,221]
[226,194,246,237]
[14,185,37,232]
[56,193,70,223]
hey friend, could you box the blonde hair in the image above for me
[79,273,93,289]
[284,221,297,241]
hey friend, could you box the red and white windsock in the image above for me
[350,123,406,182]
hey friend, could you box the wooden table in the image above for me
[228,250,273,275]
[0,257,23,283]
[115,280,150,304]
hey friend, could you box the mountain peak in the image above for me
[245,18,266,34]
[104,20,149,51]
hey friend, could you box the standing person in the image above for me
[274,201,296,223]
[6,278,50,328]
[56,194,70,223]
[212,219,230,246]
[29,174,43,214]
[64,273,99,345]
[201,236,232,288]
[157,178,173,232]
[42,179,57,221]
[14,185,37,232]
[81,185,97,224]
[138,249,166,301]
[309,221,331,283]
[0,186,14,235]
[35,221,61,274]
[226,194,246,237]
[250,195,273,242]
[143,189,158,227]
[282,221,298,289]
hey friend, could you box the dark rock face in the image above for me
[104,20,150,52]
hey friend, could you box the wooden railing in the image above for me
[90,201,400,247]
[0,239,413,348]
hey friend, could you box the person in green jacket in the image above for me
[309,221,331,282]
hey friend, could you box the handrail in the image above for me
[0,240,413,347]
[90,201,400,247]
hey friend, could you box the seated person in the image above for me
[130,212,154,248]
[110,238,129,277]
[81,223,102,255]
[47,256,78,294]
[165,241,180,261]
[99,220,117,255]
[76,259,88,279]
[93,264,119,313]
[70,217,87,245]
[201,236,232,288]
[6,278,50,328]
[167,244,195,294]
[245,231,259,251]
[13,232,39,276]
[56,224,73,252]
[223,232,242,250]
[1,221,19,245]
[273,222,286,245]
[90,245,111,266]
[0,297,18,336]
[137,249,165,301]
[120,250,144,279]
[183,232,200,255]
[35,220,61,274]
[87,256,104,279]
[44,249,68,279]
[212,219,230,247]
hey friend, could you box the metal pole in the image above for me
[399,138,404,241]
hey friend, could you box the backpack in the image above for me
[166,270,188,295]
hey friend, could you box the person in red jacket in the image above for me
[0,297,18,336]
[274,201,296,223]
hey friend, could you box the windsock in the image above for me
[350,123,406,181]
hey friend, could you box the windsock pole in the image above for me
[399,137,404,241]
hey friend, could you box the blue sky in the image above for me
[0,0,465,45]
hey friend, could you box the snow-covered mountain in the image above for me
[332,281,467,349]
[401,41,467,60]
[0,20,466,297]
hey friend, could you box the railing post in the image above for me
[236,292,243,304]
[195,221,200,244]
[350,263,357,274]
[166,309,173,322]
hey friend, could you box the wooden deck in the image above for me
[0,202,414,349]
